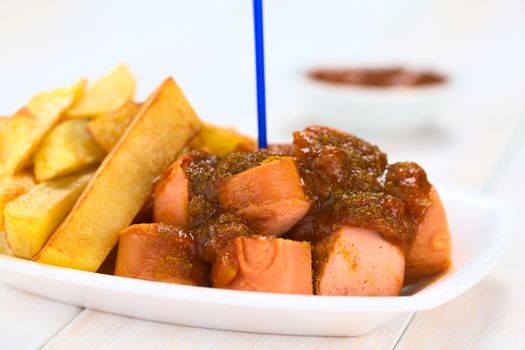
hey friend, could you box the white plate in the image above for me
[0,187,513,336]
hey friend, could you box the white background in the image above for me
[1,0,524,135]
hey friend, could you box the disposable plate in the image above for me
[0,187,513,336]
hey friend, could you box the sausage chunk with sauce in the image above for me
[314,226,405,296]
[212,236,313,295]
[405,187,452,284]
[218,157,310,236]
[146,126,452,293]
[115,223,209,286]
[153,158,190,229]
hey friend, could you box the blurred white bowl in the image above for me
[299,69,451,134]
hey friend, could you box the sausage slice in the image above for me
[405,187,452,284]
[153,158,189,228]
[218,157,310,236]
[115,223,209,286]
[212,236,313,294]
[314,226,405,296]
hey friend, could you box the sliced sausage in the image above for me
[218,157,310,236]
[314,226,405,296]
[405,187,452,284]
[153,158,189,228]
[115,223,209,286]
[212,236,313,295]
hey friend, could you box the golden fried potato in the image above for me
[0,176,34,256]
[0,117,10,132]
[9,171,37,189]
[34,119,106,182]
[0,171,37,226]
[0,180,32,231]
[190,123,256,156]
[0,235,12,256]
[87,102,139,152]
[0,81,85,178]
[35,78,202,271]
[66,65,135,118]
[4,170,92,259]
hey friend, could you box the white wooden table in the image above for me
[1,1,524,349]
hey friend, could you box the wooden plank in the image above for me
[395,120,525,349]
[0,285,81,350]
[42,310,412,350]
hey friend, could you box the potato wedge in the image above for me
[5,170,92,259]
[34,119,106,182]
[9,170,37,189]
[0,177,34,255]
[87,102,139,152]
[0,117,10,132]
[0,178,34,231]
[0,235,12,256]
[0,81,85,178]
[66,65,135,118]
[35,78,202,271]
[190,124,256,156]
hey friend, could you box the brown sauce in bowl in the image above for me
[308,67,446,88]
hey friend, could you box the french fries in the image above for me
[87,102,139,152]
[8,171,36,189]
[190,124,256,156]
[35,78,202,271]
[4,170,92,259]
[34,119,106,182]
[0,117,10,132]
[0,81,85,178]
[0,182,31,230]
[0,176,34,255]
[66,65,135,118]
[0,236,12,256]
